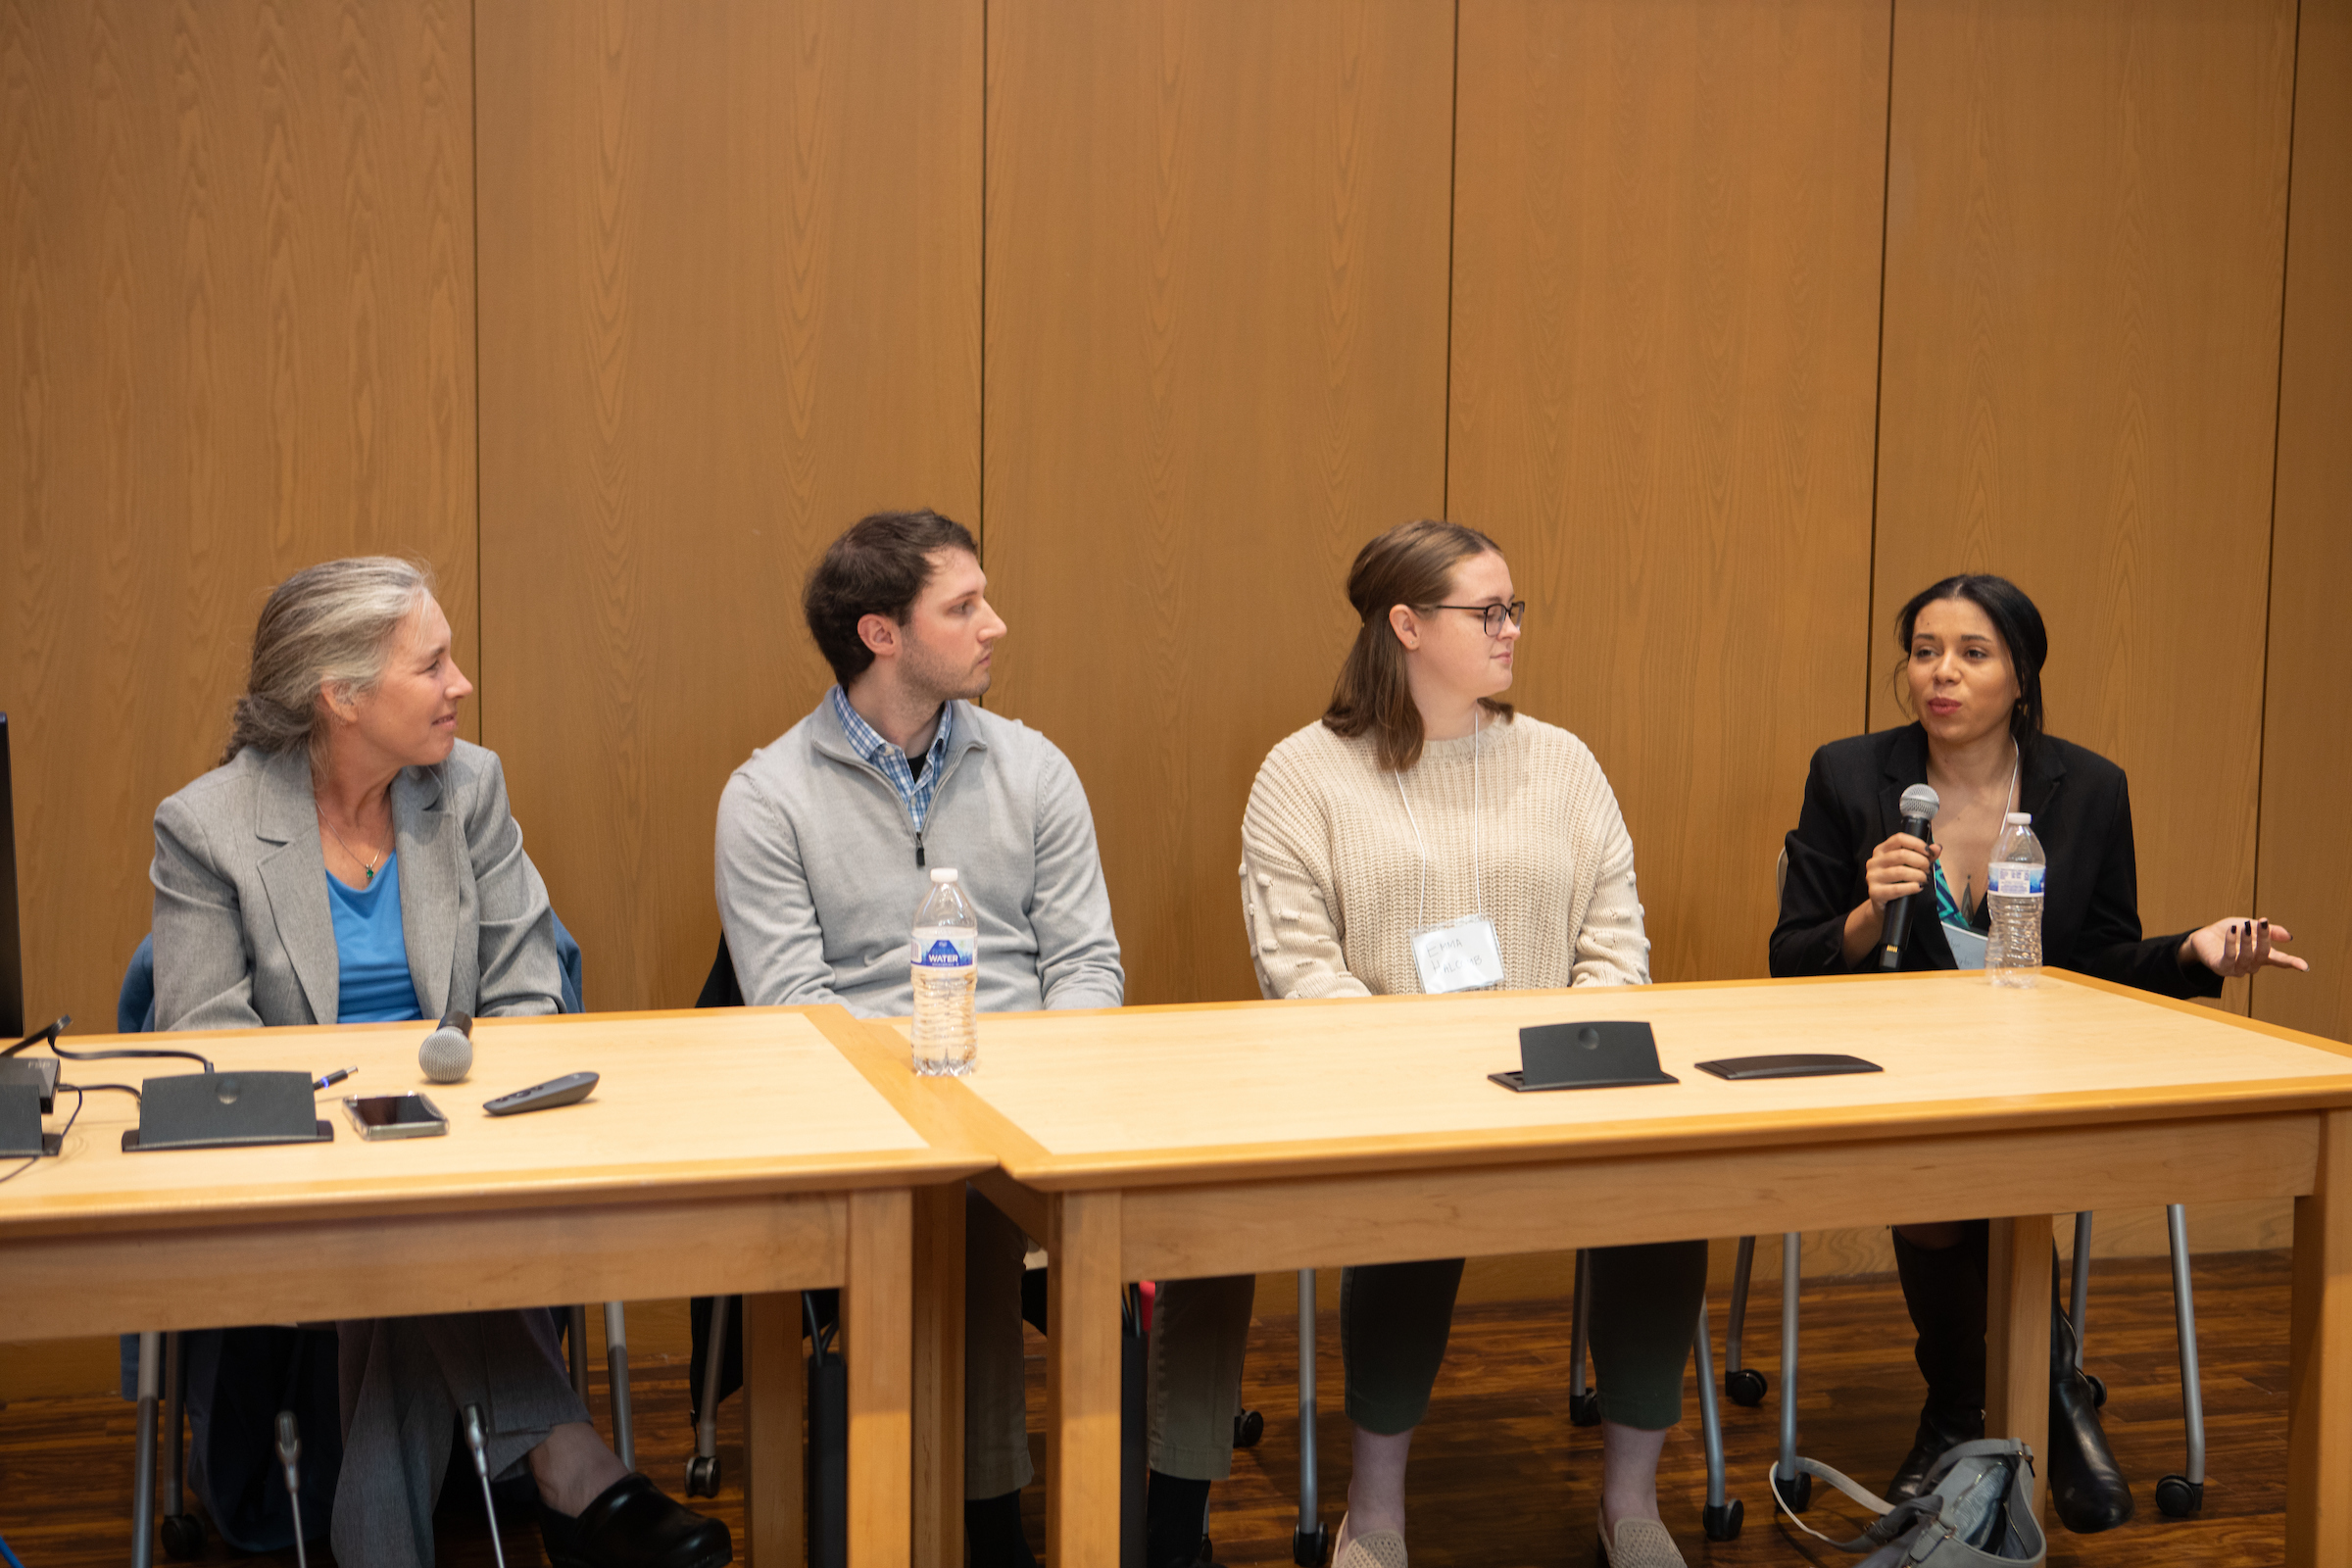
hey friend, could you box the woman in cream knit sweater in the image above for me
[1236,521,1702,1568]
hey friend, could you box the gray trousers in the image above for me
[334,1309,591,1568]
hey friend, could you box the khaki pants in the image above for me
[1146,1275,1258,1481]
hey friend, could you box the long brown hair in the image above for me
[1322,519,1514,772]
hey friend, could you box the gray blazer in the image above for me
[150,739,563,1031]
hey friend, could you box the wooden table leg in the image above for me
[1047,1191,1122,1568]
[848,1188,914,1568]
[1984,1214,2051,1518]
[745,1290,806,1567]
[2290,1108,2352,1565]
[912,1183,966,1568]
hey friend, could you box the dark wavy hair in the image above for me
[1322,519,1514,772]
[1891,573,2049,759]
[802,510,979,686]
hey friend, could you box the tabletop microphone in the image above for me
[418,1008,474,1084]
[1879,784,1941,971]
[275,1410,309,1568]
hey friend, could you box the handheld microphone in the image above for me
[417,1008,475,1085]
[1879,784,1941,971]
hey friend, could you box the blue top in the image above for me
[326,854,424,1024]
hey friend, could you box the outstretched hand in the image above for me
[2180,918,2309,978]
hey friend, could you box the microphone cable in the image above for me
[4,1015,215,1074]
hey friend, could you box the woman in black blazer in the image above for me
[1771,573,2303,1534]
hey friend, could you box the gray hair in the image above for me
[221,557,435,767]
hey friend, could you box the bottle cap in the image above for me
[2004,812,2032,825]
[931,867,958,883]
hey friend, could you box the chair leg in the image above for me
[1692,1296,1742,1540]
[567,1304,590,1403]
[1567,1250,1599,1426]
[2156,1204,2209,1516]
[132,1330,160,1568]
[1724,1236,1768,1405]
[687,1297,728,1495]
[157,1331,206,1560]
[2070,1212,2095,1370]
[603,1302,634,1470]
[1770,1235,1810,1511]
[1294,1269,1327,1567]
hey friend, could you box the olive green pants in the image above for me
[1147,1238,1709,1477]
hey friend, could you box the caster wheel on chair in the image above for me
[1702,1499,1744,1542]
[1234,1407,1265,1448]
[685,1453,721,1498]
[1724,1367,1768,1407]
[1772,1470,1812,1513]
[2155,1475,2204,1517]
[2085,1372,2107,1407]
[161,1512,205,1560]
[1293,1522,1332,1567]
[1567,1391,1603,1427]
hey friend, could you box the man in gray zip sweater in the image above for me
[715,510,1122,1567]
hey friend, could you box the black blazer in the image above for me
[1769,723,2220,1001]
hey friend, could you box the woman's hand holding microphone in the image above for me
[1838,831,1941,964]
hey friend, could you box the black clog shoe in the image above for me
[539,1473,733,1568]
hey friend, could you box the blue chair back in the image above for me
[119,934,159,1034]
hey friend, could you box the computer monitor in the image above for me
[0,714,23,1040]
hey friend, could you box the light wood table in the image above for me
[0,1004,990,1568]
[893,969,2352,1567]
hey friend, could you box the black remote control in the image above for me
[482,1071,599,1116]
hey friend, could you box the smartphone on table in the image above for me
[342,1093,449,1140]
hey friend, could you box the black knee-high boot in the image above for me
[1886,1224,1989,1503]
[2047,1265,2134,1533]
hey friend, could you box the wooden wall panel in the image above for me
[1447,0,1892,984]
[2254,0,2352,1043]
[475,0,982,1011]
[0,0,476,1033]
[1872,0,2297,1013]
[984,0,1453,1004]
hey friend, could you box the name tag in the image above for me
[1410,915,1506,995]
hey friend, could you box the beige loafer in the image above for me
[1333,1518,1407,1568]
[1596,1516,1687,1568]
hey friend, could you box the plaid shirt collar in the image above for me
[828,686,956,832]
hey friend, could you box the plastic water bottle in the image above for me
[909,867,979,1075]
[1987,812,2045,988]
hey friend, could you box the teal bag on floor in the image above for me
[1773,1438,2046,1567]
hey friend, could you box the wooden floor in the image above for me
[0,1251,2291,1566]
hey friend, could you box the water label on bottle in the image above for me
[1988,864,2045,898]
[912,934,976,969]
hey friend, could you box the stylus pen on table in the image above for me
[313,1066,357,1092]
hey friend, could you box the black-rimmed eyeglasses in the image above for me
[1429,600,1527,637]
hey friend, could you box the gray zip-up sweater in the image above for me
[715,696,1124,1017]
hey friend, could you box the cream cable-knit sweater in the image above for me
[1239,713,1650,999]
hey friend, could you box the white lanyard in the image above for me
[1397,713,1505,994]
[1396,710,1483,928]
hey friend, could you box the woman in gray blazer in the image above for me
[151,558,728,1568]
